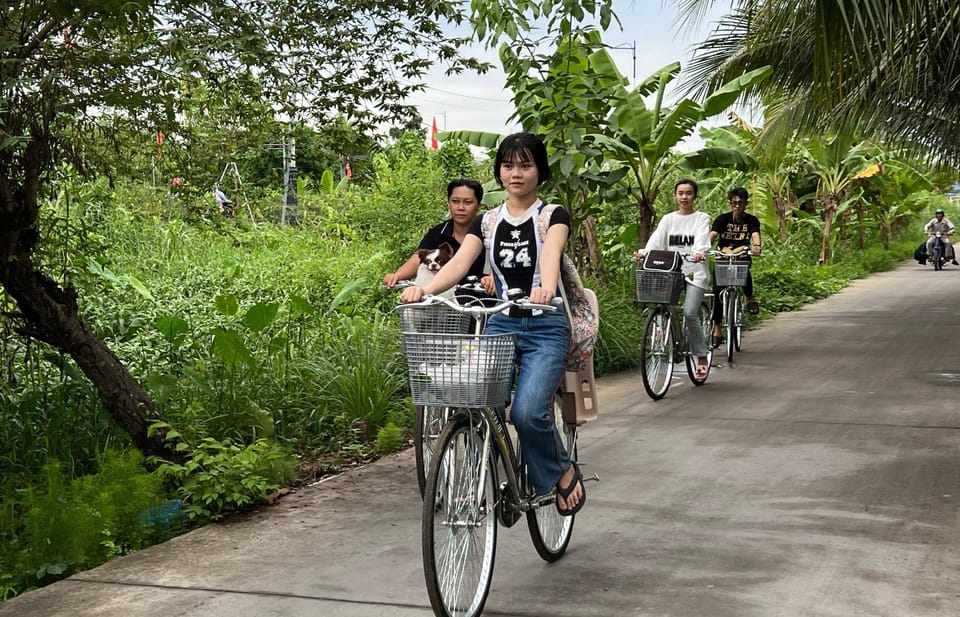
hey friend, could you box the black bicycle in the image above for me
[710,247,757,363]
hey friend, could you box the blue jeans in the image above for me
[484,308,571,496]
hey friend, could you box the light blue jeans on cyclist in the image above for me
[684,282,709,357]
[484,308,571,496]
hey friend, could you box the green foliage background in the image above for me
[0,130,949,598]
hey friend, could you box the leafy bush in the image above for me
[589,278,644,375]
[150,427,295,522]
[376,423,405,455]
[0,451,169,594]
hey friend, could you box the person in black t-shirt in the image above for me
[709,187,762,347]
[382,178,487,288]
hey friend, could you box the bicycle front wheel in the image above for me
[725,292,737,363]
[415,405,447,498]
[641,308,674,400]
[733,293,743,352]
[526,393,576,562]
[423,415,498,617]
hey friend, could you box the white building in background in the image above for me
[948,183,960,204]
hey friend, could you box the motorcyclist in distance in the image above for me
[925,208,957,266]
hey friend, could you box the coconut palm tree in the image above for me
[673,0,960,166]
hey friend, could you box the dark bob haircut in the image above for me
[493,132,551,187]
[446,178,484,203]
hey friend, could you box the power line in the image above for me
[421,84,510,103]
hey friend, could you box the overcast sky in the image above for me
[406,1,735,148]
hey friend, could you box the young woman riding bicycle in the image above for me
[400,132,585,516]
[636,179,712,379]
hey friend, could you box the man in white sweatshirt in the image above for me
[637,179,712,378]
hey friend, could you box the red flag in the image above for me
[430,117,439,150]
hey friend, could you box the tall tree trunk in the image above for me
[580,214,605,283]
[856,204,865,249]
[1,134,181,463]
[637,198,656,247]
[819,196,837,264]
[773,193,789,242]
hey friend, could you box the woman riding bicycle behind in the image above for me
[400,132,585,516]
[636,179,712,379]
[709,187,762,348]
[383,178,491,291]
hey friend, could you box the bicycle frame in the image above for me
[711,248,754,362]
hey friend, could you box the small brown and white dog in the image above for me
[414,242,455,298]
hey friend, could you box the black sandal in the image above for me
[556,462,586,517]
[711,334,723,349]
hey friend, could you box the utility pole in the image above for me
[281,135,299,226]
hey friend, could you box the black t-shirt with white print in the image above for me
[467,204,570,295]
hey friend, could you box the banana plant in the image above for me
[794,129,880,263]
[604,62,772,245]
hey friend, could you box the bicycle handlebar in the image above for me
[403,291,561,315]
[708,247,760,259]
[632,251,706,264]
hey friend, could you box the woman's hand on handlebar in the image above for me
[480,275,495,295]
[382,272,401,287]
[690,252,705,263]
[400,286,426,303]
[527,286,555,305]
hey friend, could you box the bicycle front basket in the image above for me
[714,261,750,287]
[635,270,685,304]
[402,332,517,407]
[397,303,474,335]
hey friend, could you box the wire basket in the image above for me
[397,303,475,335]
[635,270,685,304]
[402,333,517,407]
[715,261,750,287]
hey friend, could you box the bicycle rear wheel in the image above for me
[423,415,497,617]
[415,405,447,498]
[686,301,712,385]
[640,308,674,400]
[526,393,577,562]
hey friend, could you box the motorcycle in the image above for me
[927,231,952,271]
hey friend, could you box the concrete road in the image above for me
[4,261,960,617]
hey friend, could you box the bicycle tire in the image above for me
[733,293,743,352]
[423,415,497,617]
[415,405,447,498]
[641,308,674,400]
[526,394,577,562]
[686,302,712,385]
[725,292,736,363]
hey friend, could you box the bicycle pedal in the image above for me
[584,473,600,483]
